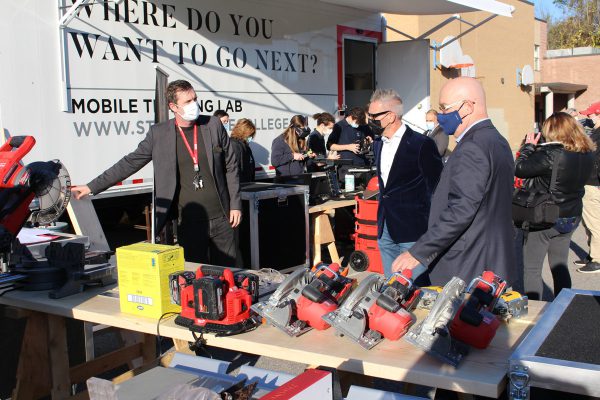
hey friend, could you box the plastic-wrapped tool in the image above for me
[449,271,506,349]
[322,271,419,349]
[251,263,354,337]
[404,277,468,367]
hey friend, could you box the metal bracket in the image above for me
[59,0,93,27]
[508,365,530,400]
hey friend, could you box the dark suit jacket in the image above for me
[426,125,449,158]
[374,126,443,243]
[410,120,517,286]
[87,115,240,234]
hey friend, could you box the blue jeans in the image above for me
[378,221,423,277]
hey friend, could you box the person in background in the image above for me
[214,110,230,130]
[368,89,443,279]
[576,101,600,273]
[515,112,595,299]
[271,115,314,176]
[229,118,256,183]
[567,107,594,133]
[307,112,340,171]
[391,77,517,287]
[71,80,241,265]
[229,118,256,268]
[424,109,449,159]
[327,107,369,166]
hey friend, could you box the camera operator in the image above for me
[327,107,372,167]
[271,115,315,176]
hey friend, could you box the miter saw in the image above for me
[251,263,355,337]
[322,271,419,350]
[0,135,114,298]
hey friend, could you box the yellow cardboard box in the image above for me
[116,243,184,319]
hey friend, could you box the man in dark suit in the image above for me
[392,77,517,287]
[424,109,449,160]
[368,89,443,278]
[71,80,241,266]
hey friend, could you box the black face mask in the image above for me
[368,119,384,136]
[295,127,311,139]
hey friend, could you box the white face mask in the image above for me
[324,128,333,135]
[177,101,200,121]
[247,136,253,143]
[426,122,435,131]
[349,121,359,129]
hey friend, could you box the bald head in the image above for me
[439,78,488,137]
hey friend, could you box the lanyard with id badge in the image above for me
[176,122,203,190]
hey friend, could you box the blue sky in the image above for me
[534,0,566,20]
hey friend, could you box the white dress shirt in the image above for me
[380,123,407,187]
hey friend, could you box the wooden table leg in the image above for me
[314,213,340,265]
[312,213,322,265]
[13,311,71,400]
[48,314,71,399]
[12,312,51,399]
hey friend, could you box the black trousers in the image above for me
[177,215,236,267]
[522,226,574,300]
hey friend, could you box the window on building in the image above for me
[534,45,540,71]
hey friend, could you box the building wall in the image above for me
[534,18,547,83]
[542,54,600,111]
[384,0,535,150]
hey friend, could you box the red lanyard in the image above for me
[176,123,199,172]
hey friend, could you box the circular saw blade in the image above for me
[28,161,71,225]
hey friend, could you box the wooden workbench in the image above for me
[0,284,545,399]
[309,198,357,265]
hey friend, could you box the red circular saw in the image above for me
[0,136,71,236]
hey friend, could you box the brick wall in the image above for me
[542,54,600,110]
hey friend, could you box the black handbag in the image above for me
[512,158,559,230]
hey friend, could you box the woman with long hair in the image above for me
[229,118,256,183]
[271,115,314,176]
[515,112,596,300]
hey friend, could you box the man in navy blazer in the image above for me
[368,89,443,278]
[392,78,517,287]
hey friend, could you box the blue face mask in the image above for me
[437,103,466,135]
[349,121,359,129]
[247,136,253,143]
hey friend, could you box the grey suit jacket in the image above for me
[410,120,517,286]
[426,125,449,158]
[88,115,241,234]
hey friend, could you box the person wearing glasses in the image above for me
[390,77,517,287]
[367,89,443,281]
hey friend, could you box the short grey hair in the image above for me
[370,89,403,117]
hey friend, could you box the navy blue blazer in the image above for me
[410,120,518,287]
[375,126,443,243]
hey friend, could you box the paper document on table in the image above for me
[16,228,61,245]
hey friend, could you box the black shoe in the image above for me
[577,261,600,274]
[574,257,591,267]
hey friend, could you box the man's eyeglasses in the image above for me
[367,110,390,119]
[439,99,474,113]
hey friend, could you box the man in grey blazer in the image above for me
[72,80,241,265]
[392,77,517,287]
